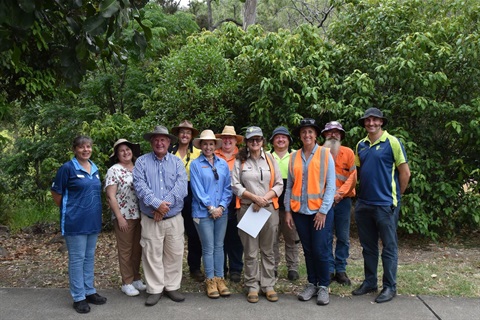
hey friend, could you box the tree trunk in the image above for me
[243,0,258,30]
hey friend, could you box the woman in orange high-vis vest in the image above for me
[231,126,284,304]
[284,118,336,306]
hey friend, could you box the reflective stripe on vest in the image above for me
[289,147,329,212]
[235,153,279,210]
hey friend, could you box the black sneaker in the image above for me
[287,270,299,281]
[73,299,90,313]
[86,293,107,305]
[230,272,241,283]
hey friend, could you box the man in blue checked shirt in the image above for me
[133,125,188,306]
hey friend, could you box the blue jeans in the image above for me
[64,234,99,302]
[292,211,333,287]
[355,201,400,290]
[194,213,228,279]
[328,197,352,273]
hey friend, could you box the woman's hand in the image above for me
[117,216,129,232]
[254,195,269,208]
[209,207,223,219]
[285,211,294,230]
[313,212,327,230]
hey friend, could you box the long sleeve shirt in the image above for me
[133,152,188,219]
[190,154,232,218]
[231,150,284,203]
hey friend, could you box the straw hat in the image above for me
[109,139,141,163]
[143,125,178,143]
[193,130,223,149]
[215,125,244,144]
[171,120,199,137]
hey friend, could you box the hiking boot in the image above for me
[121,284,140,296]
[205,278,220,299]
[297,283,318,301]
[73,300,90,313]
[215,277,231,297]
[316,286,329,305]
[85,293,107,305]
[287,270,299,281]
[335,272,352,286]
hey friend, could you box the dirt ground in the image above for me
[1,223,479,290]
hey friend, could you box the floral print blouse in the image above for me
[104,163,140,220]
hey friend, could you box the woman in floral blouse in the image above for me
[105,139,147,297]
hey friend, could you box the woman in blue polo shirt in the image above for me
[51,136,107,314]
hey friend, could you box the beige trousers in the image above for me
[140,213,185,294]
[237,204,279,292]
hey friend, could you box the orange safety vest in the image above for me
[236,153,279,209]
[289,146,329,212]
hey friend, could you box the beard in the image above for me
[323,138,341,157]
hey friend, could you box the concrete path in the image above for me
[1,287,479,320]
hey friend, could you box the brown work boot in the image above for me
[205,278,220,299]
[215,277,231,297]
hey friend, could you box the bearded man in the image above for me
[321,121,357,286]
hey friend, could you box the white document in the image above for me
[237,204,272,238]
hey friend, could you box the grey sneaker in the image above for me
[298,283,318,301]
[317,286,329,305]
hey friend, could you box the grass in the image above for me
[5,199,58,232]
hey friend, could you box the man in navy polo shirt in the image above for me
[351,108,411,303]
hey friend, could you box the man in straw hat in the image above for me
[215,125,245,283]
[352,108,410,303]
[169,120,204,283]
[133,125,188,306]
[321,121,357,286]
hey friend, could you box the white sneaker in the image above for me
[121,284,140,296]
[132,280,147,291]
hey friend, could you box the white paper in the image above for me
[237,204,272,238]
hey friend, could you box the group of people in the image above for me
[51,107,410,313]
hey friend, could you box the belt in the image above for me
[144,213,177,221]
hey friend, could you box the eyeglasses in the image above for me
[300,118,316,125]
[247,138,263,144]
[212,166,219,180]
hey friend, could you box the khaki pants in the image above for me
[113,218,142,284]
[140,214,185,294]
[237,204,279,292]
[273,208,300,272]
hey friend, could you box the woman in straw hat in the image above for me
[190,130,233,299]
[104,139,146,297]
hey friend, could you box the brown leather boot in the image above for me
[205,278,220,299]
[215,277,231,297]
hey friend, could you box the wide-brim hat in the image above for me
[321,121,346,140]
[143,125,178,144]
[269,126,293,143]
[358,107,388,127]
[109,139,141,162]
[193,130,223,149]
[292,118,321,137]
[171,120,199,137]
[215,125,244,144]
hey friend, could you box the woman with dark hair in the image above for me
[232,126,283,303]
[51,135,107,314]
[105,139,146,297]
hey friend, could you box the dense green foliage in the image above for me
[1,0,478,239]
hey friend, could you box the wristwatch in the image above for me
[219,205,225,212]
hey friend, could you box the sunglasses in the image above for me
[212,166,219,180]
[300,118,316,125]
[247,137,263,144]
